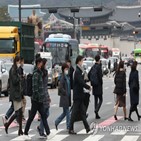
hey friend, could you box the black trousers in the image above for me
[24,100,50,135]
[69,100,89,131]
[94,95,103,113]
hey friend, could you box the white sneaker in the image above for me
[2,116,7,125]
[22,135,32,140]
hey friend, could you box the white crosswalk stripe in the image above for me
[83,135,104,141]
[120,135,139,141]
[10,129,33,135]
[111,130,127,135]
[10,135,35,141]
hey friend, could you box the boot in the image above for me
[128,110,134,122]
[17,108,23,136]
[95,112,101,119]
[4,113,17,134]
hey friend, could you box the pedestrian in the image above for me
[88,55,103,119]
[24,57,49,139]
[37,58,51,137]
[69,55,91,134]
[18,57,27,122]
[108,60,111,76]
[4,56,23,136]
[55,63,71,131]
[66,60,74,89]
[128,61,141,121]
[113,61,128,120]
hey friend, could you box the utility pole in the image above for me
[19,0,21,22]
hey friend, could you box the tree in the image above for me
[0,6,11,21]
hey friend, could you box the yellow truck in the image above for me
[0,22,35,63]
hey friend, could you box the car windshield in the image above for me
[0,39,16,53]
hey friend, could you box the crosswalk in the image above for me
[0,123,140,141]
[3,128,140,141]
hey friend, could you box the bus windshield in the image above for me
[0,39,16,53]
[85,48,100,58]
[135,53,141,57]
[43,42,69,65]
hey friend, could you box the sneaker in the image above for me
[22,135,32,140]
[2,116,7,125]
[39,133,47,139]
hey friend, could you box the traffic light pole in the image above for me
[19,0,21,22]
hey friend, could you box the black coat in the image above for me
[73,66,90,101]
[69,66,74,89]
[129,70,139,105]
[9,66,22,102]
[58,74,71,107]
[90,63,103,96]
[114,70,126,95]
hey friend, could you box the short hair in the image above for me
[66,60,71,63]
[75,55,83,64]
[95,55,100,62]
[35,53,40,60]
[131,61,137,71]
[35,57,43,66]
[62,63,69,72]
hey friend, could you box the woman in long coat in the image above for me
[128,61,141,121]
[55,63,71,130]
[113,61,128,120]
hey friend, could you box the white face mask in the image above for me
[17,64,20,68]
[64,70,69,75]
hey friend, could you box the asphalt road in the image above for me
[0,66,141,141]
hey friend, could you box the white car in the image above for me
[0,61,9,96]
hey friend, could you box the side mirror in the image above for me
[2,68,6,73]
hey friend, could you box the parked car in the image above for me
[100,58,109,75]
[0,61,9,96]
[23,64,34,75]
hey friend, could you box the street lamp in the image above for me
[18,0,21,22]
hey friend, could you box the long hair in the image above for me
[13,56,20,68]
[116,61,124,74]
[131,61,137,72]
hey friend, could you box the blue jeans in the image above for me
[5,102,14,119]
[39,107,50,134]
[55,107,70,129]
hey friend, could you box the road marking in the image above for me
[11,129,33,134]
[83,135,104,141]
[104,87,109,90]
[60,120,66,125]
[121,135,139,141]
[51,104,58,107]
[10,134,35,141]
[111,130,127,135]
[98,116,123,127]
[48,134,69,141]
[77,129,92,135]
[106,102,112,105]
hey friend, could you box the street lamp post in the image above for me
[19,0,21,22]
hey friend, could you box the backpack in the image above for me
[88,65,98,86]
[26,73,33,97]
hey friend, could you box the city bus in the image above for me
[42,33,79,67]
[99,45,109,59]
[84,43,100,58]
[134,48,141,64]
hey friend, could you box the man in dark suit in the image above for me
[66,60,74,89]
